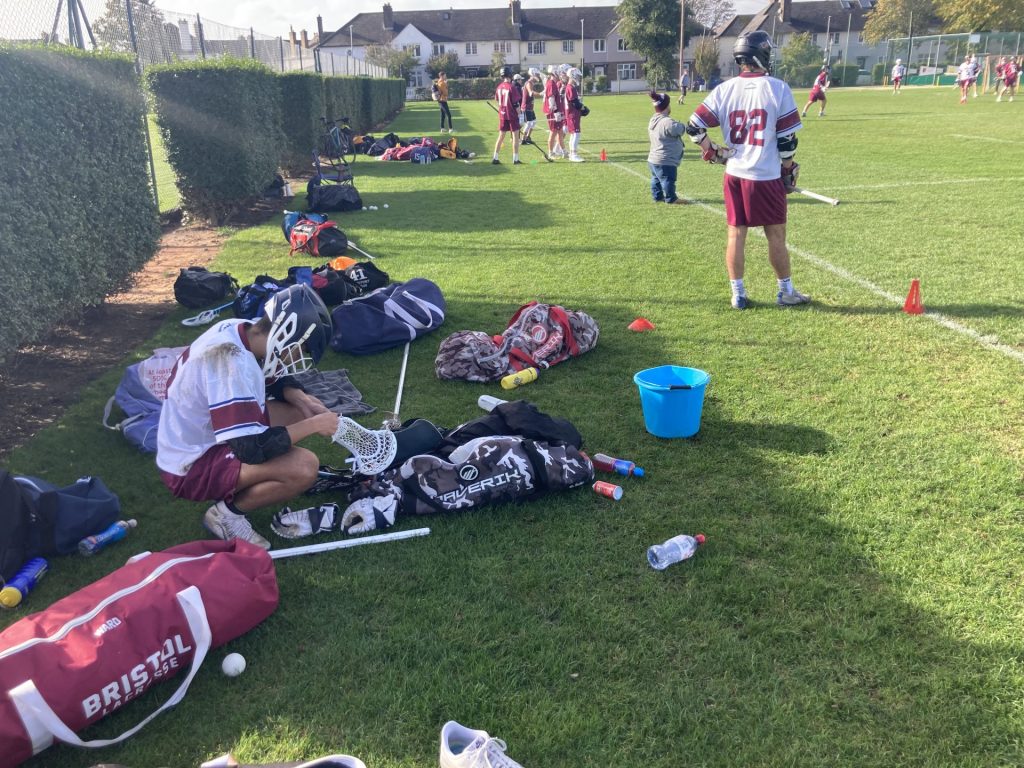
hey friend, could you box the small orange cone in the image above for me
[903,279,924,315]
[628,317,655,332]
[600,148,608,162]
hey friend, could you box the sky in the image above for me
[189,0,771,38]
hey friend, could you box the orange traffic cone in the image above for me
[903,279,924,315]
[599,148,607,162]
[628,317,655,332]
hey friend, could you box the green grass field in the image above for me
[149,114,180,214]
[8,86,1024,768]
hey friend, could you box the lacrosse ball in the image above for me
[222,653,246,677]
[383,204,389,209]
[362,206,367,211]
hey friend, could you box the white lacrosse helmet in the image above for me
[546,64,557,74]
[895,58,902,64]
[557,63,571,76]
[528,67,541,78]
[568,67,582,81]
[261,284,332,381]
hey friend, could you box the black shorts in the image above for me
[524,109,536,122]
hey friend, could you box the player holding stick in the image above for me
[686,31,811,310]
[891,58,905,94]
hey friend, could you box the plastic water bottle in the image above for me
[0,558,48,608]
[478,395,508,412]
[647,533,705,570]
[78,519,138,556]
[592,453,646,477]
[500,367,538,390]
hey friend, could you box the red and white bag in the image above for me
[0,539,278,767]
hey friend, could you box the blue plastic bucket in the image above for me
[633,365,710,438]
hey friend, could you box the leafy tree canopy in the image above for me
[426,51,460,78]
[617,0,699,86]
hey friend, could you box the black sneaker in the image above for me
[513,159,523,165]
[522,138,533,145]
[491,159,501,165]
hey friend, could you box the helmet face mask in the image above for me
[261,285,332,381]
[733,30,774,73]
[500,65,513,79]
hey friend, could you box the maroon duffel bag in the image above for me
[0,539,278,767]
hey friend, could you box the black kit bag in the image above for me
[341,261,390,297]
[0,470,37,583]
[173,267,238,309]
[307,181,363,213]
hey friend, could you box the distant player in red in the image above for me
[957,56,973,103]
[543,64,566,159]
[520,68,541,145]
[992,57,1007,97]
[688,31,809,310]
[801,66,829,117]
[492,66,521,165]
[999,56,1018,102]
[563,66,585,162]
[891,59,906,94]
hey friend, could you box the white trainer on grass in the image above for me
[203,501,271,549]
[440,721,525,768]
[776,289,812,307]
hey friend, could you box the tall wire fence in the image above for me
[0,0,387,75]
[882,31,1022,87]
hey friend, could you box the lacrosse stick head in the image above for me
[333,417,398,476]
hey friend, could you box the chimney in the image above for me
[289,27,297,48]
[317,15,324,39]
[301,29,309,48]
[779,0,792,23]
[510,0,521,24]
[382,3,394,31]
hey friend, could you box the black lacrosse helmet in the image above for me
[500,65,514,78]
[734,30,774,73]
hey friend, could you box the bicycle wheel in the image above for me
[339,128,357,165]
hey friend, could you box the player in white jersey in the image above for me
[957,57,973,103]
[891,59,906,94]
[157,284,339,548]
[968,54,981,98]
[687,30,810,309]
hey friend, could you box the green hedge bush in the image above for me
[873,62,888,85]
[279,72,325,175]
[0,45,159,363]
[321,76,404,133]
[146,58,282,223]
[829,64,859,87]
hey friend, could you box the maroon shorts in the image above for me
[565,116,580,133]
[499,116,520,133]
[546,115,564,131]
[160,442,241,504]
[809,88,826,102]
[893,77,902,85]
[724,175,787,227]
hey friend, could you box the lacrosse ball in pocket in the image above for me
[500,367,538,390]
[592,481,624,501]
[222,653,246,677]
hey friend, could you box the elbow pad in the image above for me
[228,426,292,464]
[777,133,798,159]
[685,122,707,143]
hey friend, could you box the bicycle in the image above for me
[319,115,357,167]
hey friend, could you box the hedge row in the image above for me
[0,45,159,363]
[148,59,405,219]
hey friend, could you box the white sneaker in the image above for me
[203,501,271,549]
[569,155,585,162]
[440,721,524,768]
[776,289,812,307]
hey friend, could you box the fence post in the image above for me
[196,14,206,59]
[123,0,160,212]
[279,36,285,71]
[298,45,303,70]
[250,27,256,59]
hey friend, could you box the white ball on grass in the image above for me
[362,206,367,211]
[222,652,246,677]
[383,204,389,209]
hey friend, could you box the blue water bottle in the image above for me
[78,519,138,556]
[0,558,49,608]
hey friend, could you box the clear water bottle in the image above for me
[78,519,138,556]
[0,557,48,608]
[647,533,705,570]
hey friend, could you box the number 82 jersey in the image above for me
[690,72,802,181]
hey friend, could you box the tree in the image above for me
[426,51,460,78]
[93,0,178,66]
[776,32,824,81]
[934,0,1024,32]
[863,0,935,45]
[365,44,419,78]
[490,50,507,76]
[692,35,720,83]
[617,0,699,87]
[689,0,736,31]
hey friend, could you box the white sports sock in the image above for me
[513,153,519,162]
[492,153,499,161]
[778,277,793,294]
[730,278,746,297]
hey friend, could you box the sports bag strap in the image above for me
[8,585,212,755]
[102,396,144,432]
[546,306,580,357]
[383,291,444,333]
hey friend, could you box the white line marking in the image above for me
[827,176,1024,191]
[596,154,1024,366]
[951,133,1024,145]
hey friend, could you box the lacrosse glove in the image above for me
[341,493,400,535]
[271,503,340,539]
[553,111,564,122]
[702,142,734,165]
[781,162,800,194]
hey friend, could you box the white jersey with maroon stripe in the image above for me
[690,72,802,182]
[157,319,269,476]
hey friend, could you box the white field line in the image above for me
[593,152,1024,366]
[951,133,1024,145]
[827,176,1024,191]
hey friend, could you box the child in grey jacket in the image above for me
[647,90,688,204]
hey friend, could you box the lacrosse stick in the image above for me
[795,187,840,206]
[382,341,410,430]
[181,301,233,327]
[332,416,398,476]
[269,527,431,560]
[347,241,376,260]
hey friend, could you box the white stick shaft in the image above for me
[393,341,410,417]
[796,187,840,206]
[269,527,431,560]
[348,241,376,260]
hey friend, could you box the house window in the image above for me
[856,56,867,69]
[829,32,840,44]
[403,44,421,57]
[493,41,511,53]
[593,39,605,52]
[432,44,445,56]
[528,41,546,55]
[465,42,477,55]
[594,65,605,76]
[617,38,628,51]
[618,62,637,79]
[563,40,574,54]
[407,71,424,88]
[857,31,865,42]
